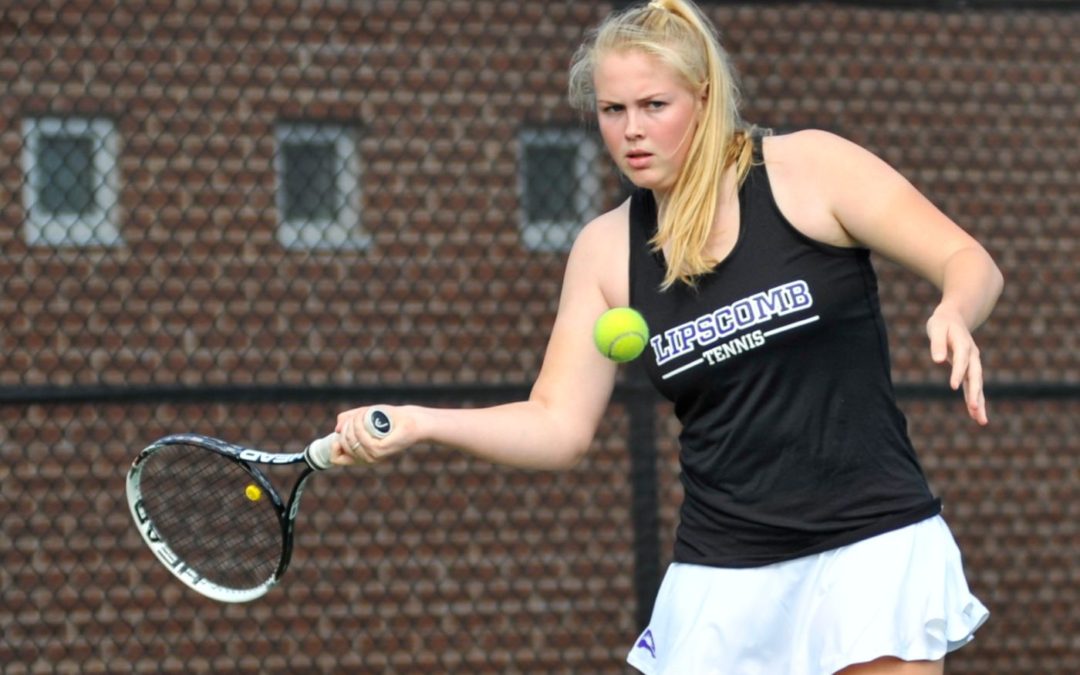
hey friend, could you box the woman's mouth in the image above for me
[625,151,652,170]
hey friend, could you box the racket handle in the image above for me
[304,432,338,470]
[306,409,390,469]
[364,407,393,439]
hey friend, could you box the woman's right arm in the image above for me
[333,203,631,471]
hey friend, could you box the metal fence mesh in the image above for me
[1,1,1077,673]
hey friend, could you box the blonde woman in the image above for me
[334,0,1001,672]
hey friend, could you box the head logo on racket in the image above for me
[364,407,393,438]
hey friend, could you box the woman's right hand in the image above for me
[333,404,413,466]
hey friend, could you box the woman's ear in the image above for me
[694,83,709,121]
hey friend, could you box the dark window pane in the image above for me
[38,135,95,216]
[524,145,576,222]
[283,142,337,221]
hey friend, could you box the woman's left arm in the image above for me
[798,130,1005,424]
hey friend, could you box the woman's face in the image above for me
[594,49,701,194]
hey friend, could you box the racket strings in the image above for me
[137,444,284,591]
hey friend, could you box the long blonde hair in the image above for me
[568,0,756,288]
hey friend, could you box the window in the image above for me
[275,123,364,250]
[21,117,121,246]
[518,128,600,251]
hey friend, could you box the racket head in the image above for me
[126,434,297,602]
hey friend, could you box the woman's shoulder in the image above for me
[565,198,633,307]
[574,198,631,249]
[757,129,872,248]
[762,128,865,162]
[761,129,893,197]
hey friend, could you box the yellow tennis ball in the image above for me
[594,307,649,363]
[244,484,262,502]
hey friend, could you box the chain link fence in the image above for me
[1,1,1077,673]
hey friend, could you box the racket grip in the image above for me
[364,407,393,439]
[304,432,338,470]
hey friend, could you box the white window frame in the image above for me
[21,117,122,247]
[517,128,600,252]
[274,123,366,251]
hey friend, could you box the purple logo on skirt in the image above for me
[636,629,656,658]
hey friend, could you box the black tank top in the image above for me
[629,140,940,567]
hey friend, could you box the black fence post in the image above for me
[625,368,662,631]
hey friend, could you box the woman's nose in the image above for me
[624,111,644,139]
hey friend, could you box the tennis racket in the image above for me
[125,407,393,602]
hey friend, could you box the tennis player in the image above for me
[334,0,1002,672]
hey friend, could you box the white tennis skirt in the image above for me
[626,515,988,675]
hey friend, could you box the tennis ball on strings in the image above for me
[244,484,263,502]
[593,307,650,363]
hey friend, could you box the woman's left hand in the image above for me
[926,306,988,425]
